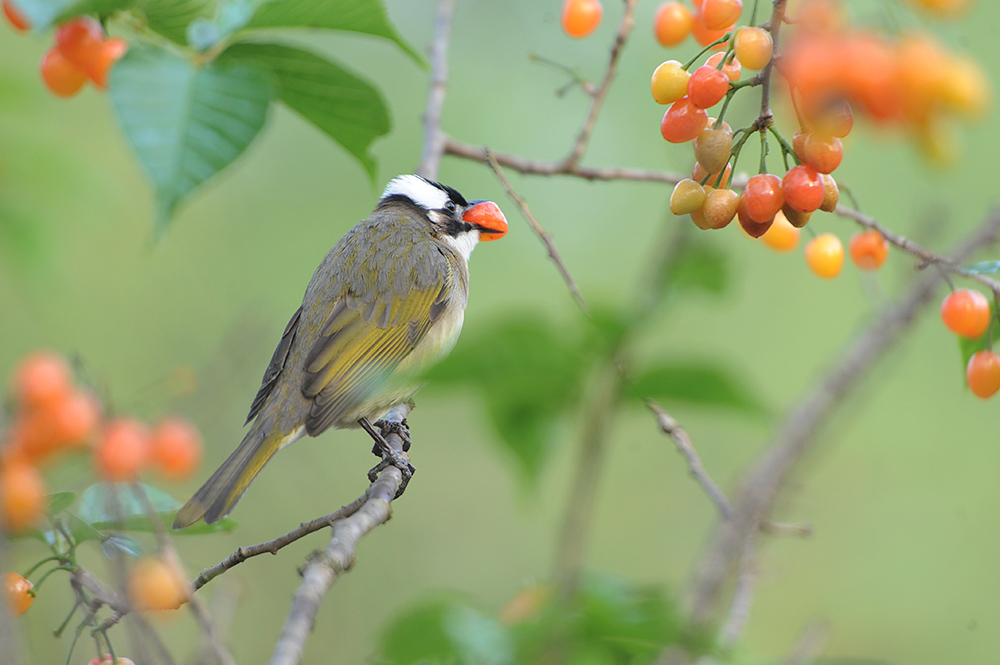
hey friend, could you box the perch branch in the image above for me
[267,404,412,665]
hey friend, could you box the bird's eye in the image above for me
[445,200,457,212]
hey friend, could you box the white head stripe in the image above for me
[382,175,451,210]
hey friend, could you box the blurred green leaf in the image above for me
[46,491,76,516]
[425,315,590,482]
[626,361,766,415]
[244,0,425,65]
[140,0,215,44]
[220,42,389,180]
[381,595,496,665]
[14,0,134,30]
[964,260,1000,275]
[100,532,143,559]
[109,45,274,231]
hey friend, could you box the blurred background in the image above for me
[2,0,1000,663]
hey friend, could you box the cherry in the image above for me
[967,350,1000,399]
[940,289,990,338]
[742,173,784,223]
[654,2,693,47]
[805,233,844,279]
[660,97,708,143]
[562,0,602,38]
[848,230,889,271]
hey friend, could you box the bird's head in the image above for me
[380,175,508,259]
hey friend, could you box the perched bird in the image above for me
[172,175,508,528]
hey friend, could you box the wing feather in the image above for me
[245,307,302,424]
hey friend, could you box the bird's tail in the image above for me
[172,421,301,529]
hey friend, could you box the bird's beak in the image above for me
[463,200,508,241]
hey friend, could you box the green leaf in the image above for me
[243,0,424,65]
[47,492,76,516]
[381,596,512,665]
[669,238,729,296]
[626,361,767,415]
[101,532,143,559]
[140,0,215,44]
[109,45,274,230]
[964,260,1000,276]
[14,0,135,30]
[220,42,389,180]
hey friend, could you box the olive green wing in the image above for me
[245,307,302,425]
[299,224,458,435]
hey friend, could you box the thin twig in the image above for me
[686,205,1000,632]
[484,149,590,313]
[835,204,1000,294]
[191,495,369,592]
[717,532,758,648]
[564,0,638,168]
[648,400,733,520]
[418,0,457,180]
[267,404,412,665]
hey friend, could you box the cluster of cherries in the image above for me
[0,351,203,535]
[1,351,199,622]
[2,2,129,97]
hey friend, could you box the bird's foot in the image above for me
[359,418,415,498]
[373,418,411,451]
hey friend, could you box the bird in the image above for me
[172,175,508,528]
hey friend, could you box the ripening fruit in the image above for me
[89,655,138,665]
[760,211,800,251]
[693,161,731,188]
[848,230,889,271]
[693,125,732,175]
[654,2,693,47]
[651,60,690,105]
[54,16,104,70]
[907,0,969,16]
[801,132,843,173]
[702,188,739,229]
[128,556,189,611]
[670,179,707,215]
[733,26,772,70]
[691,9,728,46]
[736,195,772,237]
[819,174,839,212]
[966,350,1000,399]
[742,173,784,223]
[150,417,202,480]
[2,0,29,31]
[941,55,990,118]
[2,572,33,617]
[940,289,991,338]
[0,460,46,533]
[781,164,824,213]
[660,97,708,143]
[705,52,741,82]
[95,418,150,481]
[562,0,602,38]
[687,65,729,108]
[805,233,844,278]
[810,98,853,138]
[781,203,812,229]
[14,351,72,410]
[49,391,101,449]
[87,37,128,89]
[700,0,742,30]
[40,48,88,97]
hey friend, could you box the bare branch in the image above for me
[418,0,457,180]
[835,204,1000,294]
[191,494,369,592]
[484,149,590,313]
[267,404,412,665]
[717,533,758,649]
[686,205,1000,631]
[445,136,687,184]
[564,0,638,168]
[647,401,733,520]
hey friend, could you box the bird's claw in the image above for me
[366,452,415,497]
[373,418,411,451]
[359,417,415,498]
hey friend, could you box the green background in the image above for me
[3,1,1000,663]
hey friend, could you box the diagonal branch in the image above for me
[685,206,1000,631]
[267,404,412,665]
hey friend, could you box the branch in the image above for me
[686,205,1000,631]
[191,494,369,592]
[484,150,589,313]
[834,204,1000,294]
[267,404,412,665]
[418,0,457,180]
[648,401,733,520]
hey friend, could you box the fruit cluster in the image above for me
[2,5,129,98]
[939,289,1000,398]
[0,351,203,534]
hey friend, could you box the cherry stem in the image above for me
[683,34,732,71]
